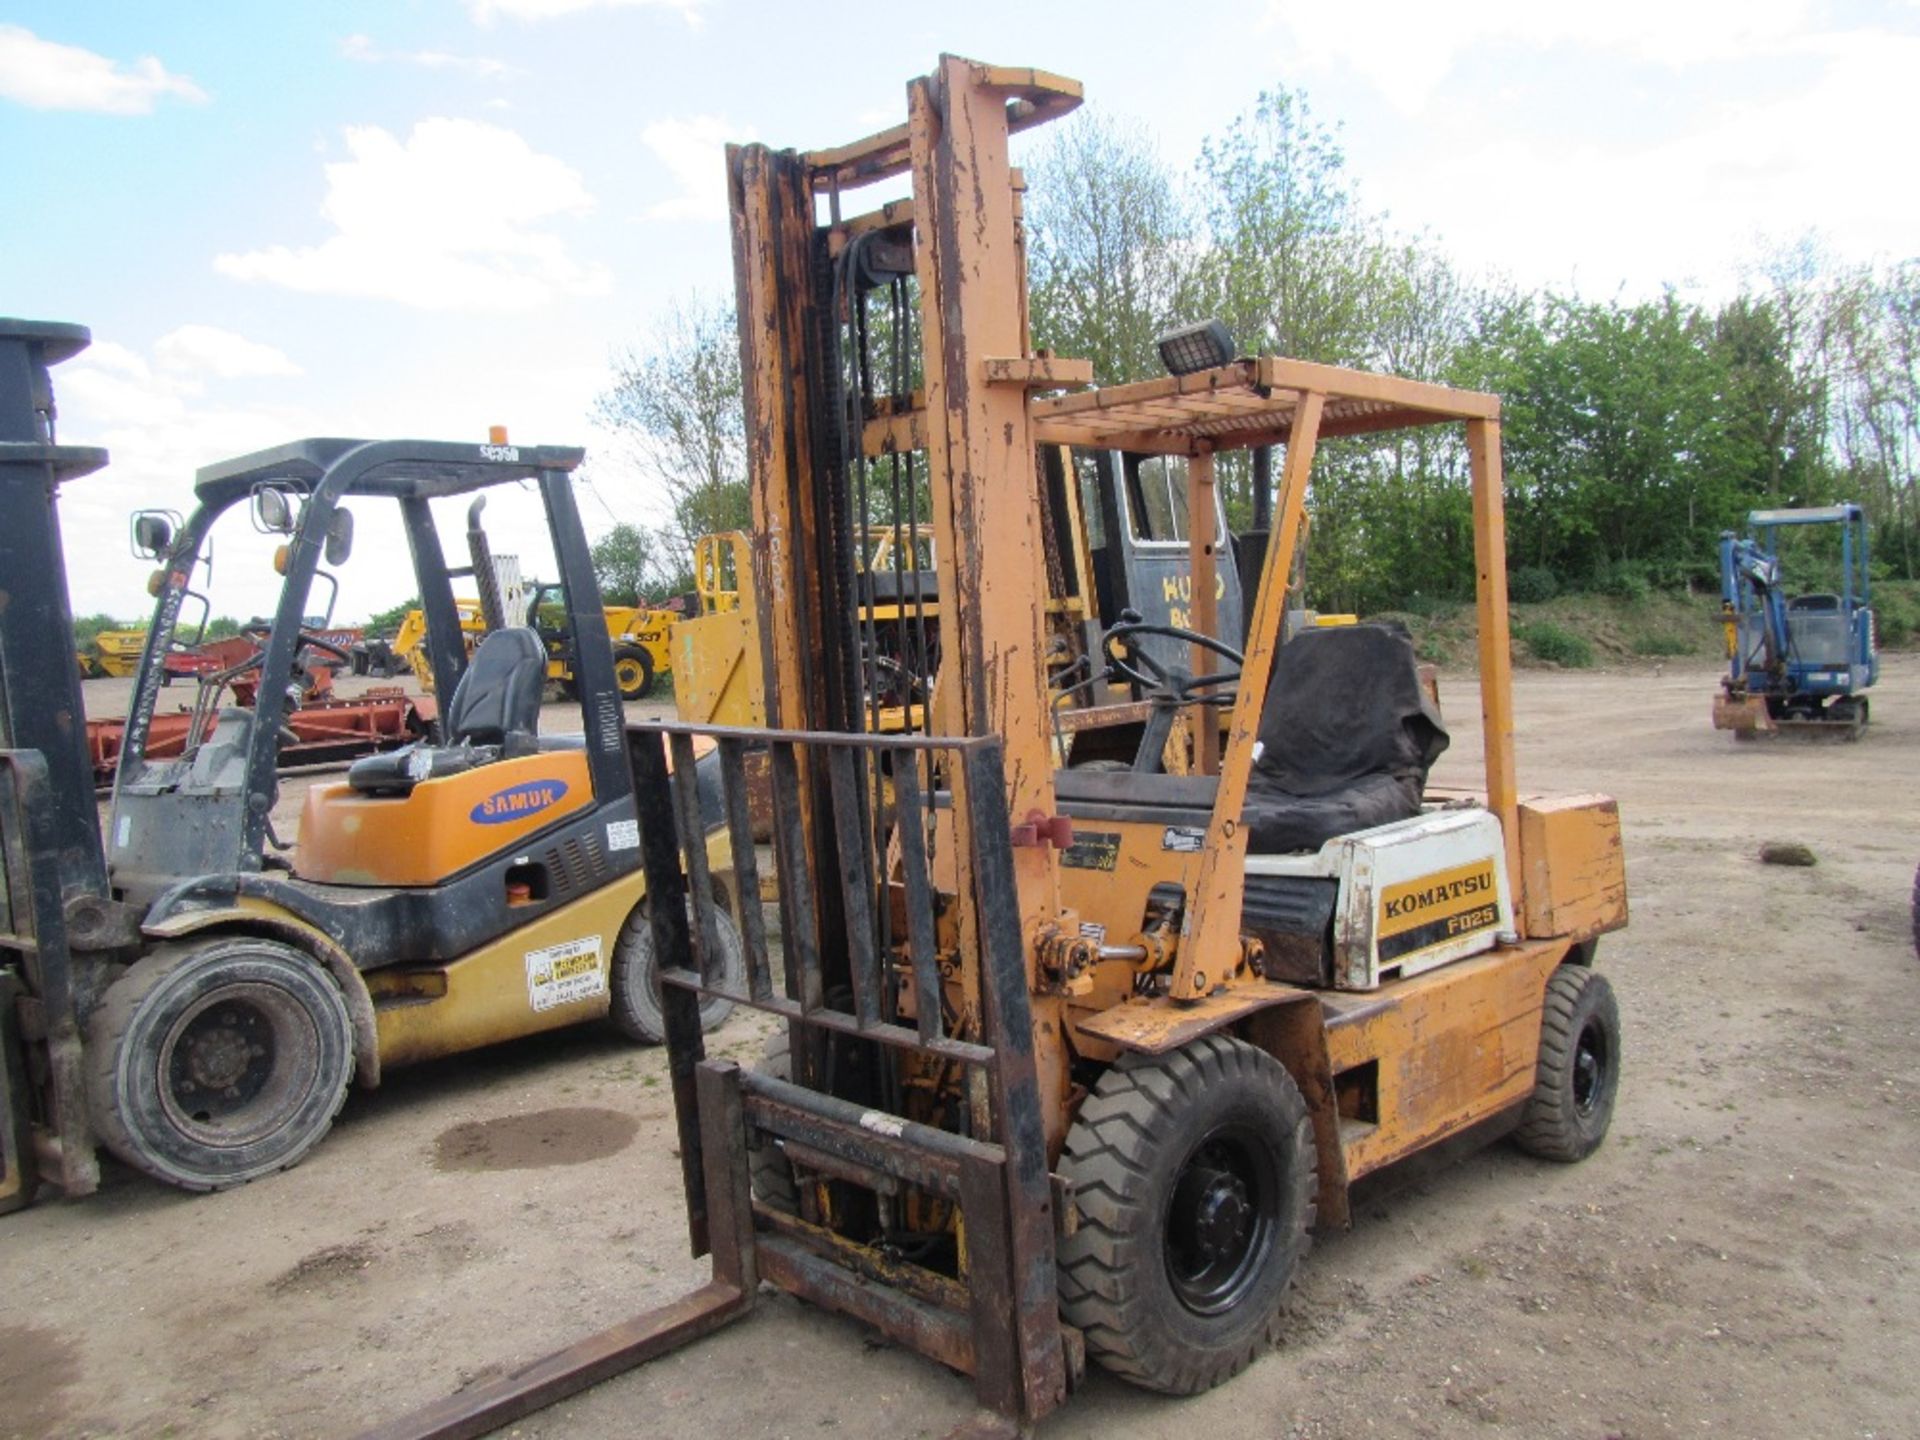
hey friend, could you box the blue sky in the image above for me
[5,1,1917,621]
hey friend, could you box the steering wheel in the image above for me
[1103,614,1245,704]
[215,627,356,742]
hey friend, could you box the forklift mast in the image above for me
[0,319,111,1208]
[0,321,112,904]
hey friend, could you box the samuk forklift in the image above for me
[0,328,742,1202]
[1712,503,1878,739]
[373,56,1630,1440]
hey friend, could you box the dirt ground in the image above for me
[5,658,1918,1440]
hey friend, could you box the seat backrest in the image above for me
[445,627,547,747]
[1253,624,1448,799]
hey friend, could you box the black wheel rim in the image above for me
[158,982,319,1148]
[1164,1121,1280,1316]
[1572,1016,1610,1117]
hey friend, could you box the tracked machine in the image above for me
[1712,503,1878,739]
[374,56,1630,1439]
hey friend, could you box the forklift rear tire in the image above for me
[85,938,355,1192]
[1512,964,1620,1163]
[747,1029,800,1214]
[612,644,655,703]
[1058,1035,1316,1395]
[608,897,745,1044]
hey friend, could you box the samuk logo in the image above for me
[471,779,569,825]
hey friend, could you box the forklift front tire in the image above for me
[85,938,355,1192]
[608,897,745,1044]
[1058,1035,1316,1395]
[612,644,655,703]
[1512,963,1620,1163]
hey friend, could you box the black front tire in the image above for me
[1058,1035,1317,1395]
[1513,963,1621,1162]
[85,938,355,1192]
[612,644,655,703]
[608,895,745,1043]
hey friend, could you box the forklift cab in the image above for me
[1072,447,1246,664]
[107,438,625,902]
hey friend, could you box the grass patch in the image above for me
[1629,631,1692,657]
[1515,620,1595,668]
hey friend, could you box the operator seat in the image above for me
[346,626,547,795]
[1243,624,1448,854]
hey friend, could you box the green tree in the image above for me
[594,293,750,573]
[589,522,661,605]
[1026,113,1197,385]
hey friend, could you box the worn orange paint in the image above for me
[1322,940,1565,1182]
[294,750,591,887]
[1518,795,1629,940]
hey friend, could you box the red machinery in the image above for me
[87,685,434,787]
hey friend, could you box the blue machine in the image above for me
[1714,504,1878,737]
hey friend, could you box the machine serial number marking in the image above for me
[479,443,521,462]
[1377,859,1500,962]
[525,935,604,1012]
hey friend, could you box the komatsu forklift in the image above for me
[374,56,1629,1440]
[0,326,741,1202]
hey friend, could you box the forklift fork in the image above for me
[366,722,1070,1439]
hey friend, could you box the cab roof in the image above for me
[192,437,585,508]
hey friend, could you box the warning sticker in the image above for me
[1062,830,1121,871]
[606,818,639,851]
[525,935,605,1012]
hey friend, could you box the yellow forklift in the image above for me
[0,334,742,1201]
[374,57,1627,1439]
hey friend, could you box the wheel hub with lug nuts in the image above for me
[1187,1168,1251,1261]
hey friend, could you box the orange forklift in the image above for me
[373,56,1627,1439]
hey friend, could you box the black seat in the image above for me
[1243,625,1448,853]
[347,627,548,794]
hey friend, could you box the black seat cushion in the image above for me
[444,627,547,747]
[346,741,490,795]
[346,628,546,796]
[1244,625,1448,853]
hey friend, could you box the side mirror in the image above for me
[130,511,174,559]
[325,507,354,566]
[253,485,297,534]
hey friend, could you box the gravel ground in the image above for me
[4,657,1917,1440]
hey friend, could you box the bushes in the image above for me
[1508,565,1560,604]
[1515,620,1594,668]
[1873,581,1920,646]
[1629,631,1692,657]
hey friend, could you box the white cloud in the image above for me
[213,118,610,311]
[154,325,302,381]
[0,24,207,114]
[50,336,324,616]
[1356,21,1920,298]
[465,0,707,26]
[340,33,509,80]
[1266,0,1816,112]
[641,115,744,221]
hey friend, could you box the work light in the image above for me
[1155,319,1236,376]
